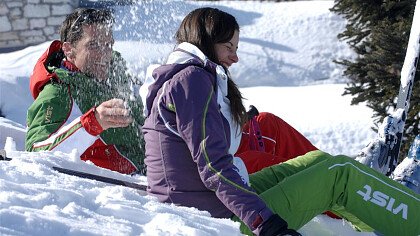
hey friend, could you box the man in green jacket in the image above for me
[25,8,145,175]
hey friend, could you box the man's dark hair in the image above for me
[60,8,114,44]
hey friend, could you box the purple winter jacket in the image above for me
[141,43,274,233]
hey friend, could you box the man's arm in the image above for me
[25,83,98,153]
[26,83,133,153]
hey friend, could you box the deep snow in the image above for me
[0,1,381,235]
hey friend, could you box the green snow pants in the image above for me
[237,150,420,236]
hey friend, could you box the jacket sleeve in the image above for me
[25,83,100,154]
[165,67,274,233]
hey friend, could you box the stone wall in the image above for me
[0,0,79,52]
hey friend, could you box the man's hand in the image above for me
[95,98,133,130]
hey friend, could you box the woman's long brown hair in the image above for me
[175,7,247,126]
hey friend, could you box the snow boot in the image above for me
[391,135,420,194]
[356,115,402,175]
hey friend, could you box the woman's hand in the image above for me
[259,214,301,236]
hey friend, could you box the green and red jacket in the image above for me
[25,40,145,175]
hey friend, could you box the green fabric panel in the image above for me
[249,150,328,194]
[244,150,420,235]
[25,83,73,151]
[329,205,373,232]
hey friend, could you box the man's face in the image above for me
[67,23,114,81]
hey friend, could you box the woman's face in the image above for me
[214,30,239,68]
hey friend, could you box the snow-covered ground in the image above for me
[0,1,379,235]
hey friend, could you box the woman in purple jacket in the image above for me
[141,7,419,236]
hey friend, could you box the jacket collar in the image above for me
[30,40,63,99]
[61,60,80,72]
[166,42,220,74]
[29,40,83,99]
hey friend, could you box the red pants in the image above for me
[236,112,341,219]
[235,112,317,174]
